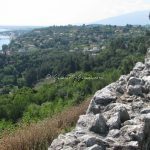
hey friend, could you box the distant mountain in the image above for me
[93,10,149,26]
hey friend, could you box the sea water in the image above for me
[0,29,10,50]
[0,37,10,50]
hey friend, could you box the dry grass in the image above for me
[0,99,90,150]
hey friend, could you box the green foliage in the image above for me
[0,120,14,136]
[0,25,148,88]
[22,104,41,123]
[0,24,149,134]
[120,55,144,74]
[0,70,121,125]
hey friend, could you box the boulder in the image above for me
[119,106,130,123]
[78,134,109,148]
[104,104,130,131]
[86,100,101,114]
[133,62,145,71]
[76,114,108,135]
[107,112,121,129]
[128,77,143,86]
[49,135,64,150]
[89,114,108,134]
[118,75,128,85]
[82,135,98,147]
[76,114,95,131]
[116,84,126,94]
[94,85,117,105]
[49,133,80,150]
[127,85,143,96]
[107,129,120,138]
[120,124,143,142]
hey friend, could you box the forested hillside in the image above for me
[0,25,149,136]
[1,25,149,88]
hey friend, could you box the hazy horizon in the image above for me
[0,0,150,26]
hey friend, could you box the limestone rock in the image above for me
[142,76,150,93]
[93,84,117,105]
[87,144,103,150]
[127,85,143,96]
[140,114,150,150]
[120,124,143,142]
[128,77,143,86]
[113,141,138,150]
[118,75,128,85]
[89,114,108,134]
[76,114,108,135]
[140,108,150,114]
[78,134,109,148]
[76,114,95,131]
[86,100,101,114]
[107,129,120,138]
[133,62,145,71]
[119,106,130,123]
[107,112,121,129]
[116,85,126,94]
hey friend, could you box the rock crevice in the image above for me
[49,49,150,150]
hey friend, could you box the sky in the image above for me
[0,0,150,26]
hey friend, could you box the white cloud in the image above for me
[0,0,149,26]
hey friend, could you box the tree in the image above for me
[24,69,37,86]
[2,44,8,55]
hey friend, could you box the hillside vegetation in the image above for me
[1,25,149,89]
[0,25,149,149]
[0,99,90,150]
